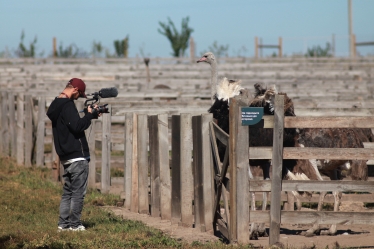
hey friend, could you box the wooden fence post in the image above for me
[192,115,204,230]
[190,37,195,63]
[1,91,9,156]
[88,120,96,188]
[269,94,284,245]
[130,113,139,213]
[8,92,16,158]
[180,113,193,227]
[36,96,46,167]
[124,113,134,210]
[171,115,181,224]
[16,93,25,165]
[137,114,149,214]
[158,114,171,220]
[53,37,57,58]
[101,106,111,194]
[255,37,259,59]
[24,95,32,167]
[202,113,214,232]
[149,115,161,217]
[229,97,250,244]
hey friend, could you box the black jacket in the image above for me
[46,98,95,161]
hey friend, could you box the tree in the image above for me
[15,30,37,58]
[207,41,229,58]
[114,36,129,58]
[92,41,103,57]
[158,16,193,57]
[305,42,332,57]
[56,43,88,58]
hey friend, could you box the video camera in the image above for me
[83,87,118,117]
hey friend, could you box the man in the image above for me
[47,78,100,231]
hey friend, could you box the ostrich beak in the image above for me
[196,57,206,63]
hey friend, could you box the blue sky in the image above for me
[1,0,373,58]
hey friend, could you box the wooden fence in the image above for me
[217,95,374,245]
[2,88,374,247]
[0,90,216,232]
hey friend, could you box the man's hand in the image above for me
[87,105,102,119]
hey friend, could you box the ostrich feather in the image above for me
[216,77,243,101]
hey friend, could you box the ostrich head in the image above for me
[251,83,278,114]
[196,52,216,65]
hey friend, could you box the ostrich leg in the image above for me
[304,191,326,236]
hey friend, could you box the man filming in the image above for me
[47,78,100,232]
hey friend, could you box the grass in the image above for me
[0,157,253,249]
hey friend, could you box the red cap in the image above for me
[68,78,87,98]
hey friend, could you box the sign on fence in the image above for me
[241,107,264,126]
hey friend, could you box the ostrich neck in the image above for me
[210,61,217,103]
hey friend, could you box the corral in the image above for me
[1,57,374,247]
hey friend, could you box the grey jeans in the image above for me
[58,160,89,229]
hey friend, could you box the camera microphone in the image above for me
[87,87,118,98]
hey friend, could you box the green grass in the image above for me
[0,157,252,249]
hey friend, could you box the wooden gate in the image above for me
[210,94,374,246]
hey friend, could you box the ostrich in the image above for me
[197,52,313,239]
[196,51,217,104]
[197,52,373,238]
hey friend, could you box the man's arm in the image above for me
[63,102,95,133]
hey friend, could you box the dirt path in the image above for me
[106,184,374,248]
[107,206,221,244]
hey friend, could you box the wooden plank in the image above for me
[180,113,193,227]
[171,115,181,224]
[296,193,374,203]
[137,114,149,214]
[202,113,214,232]
[269,95,284,245]
[149,115,161,217]
[158,114,171,220]
[101,106,111,194]
[284,116,374,128]
[250,211,374,225]
[249,147,374,160]
[212,121,229,146]
[36,96,45,167]
[217,219,230,239]
[236,98,250,244]
[124,113,134,210]
[249,180,374,192]
[1,92,9,156]
[192,115,204,231]
[363,142,374,148]
[259,116,374,129]
[228,97,238,243]
[8,92,16,158]
[24,95,32,167]
[16,93,24,165]
[285,147,374,160]
[131,113,139,213]
[87,120,96,188]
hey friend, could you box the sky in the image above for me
[1,0,374,58]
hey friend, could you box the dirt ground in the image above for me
[106,184,374,249]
